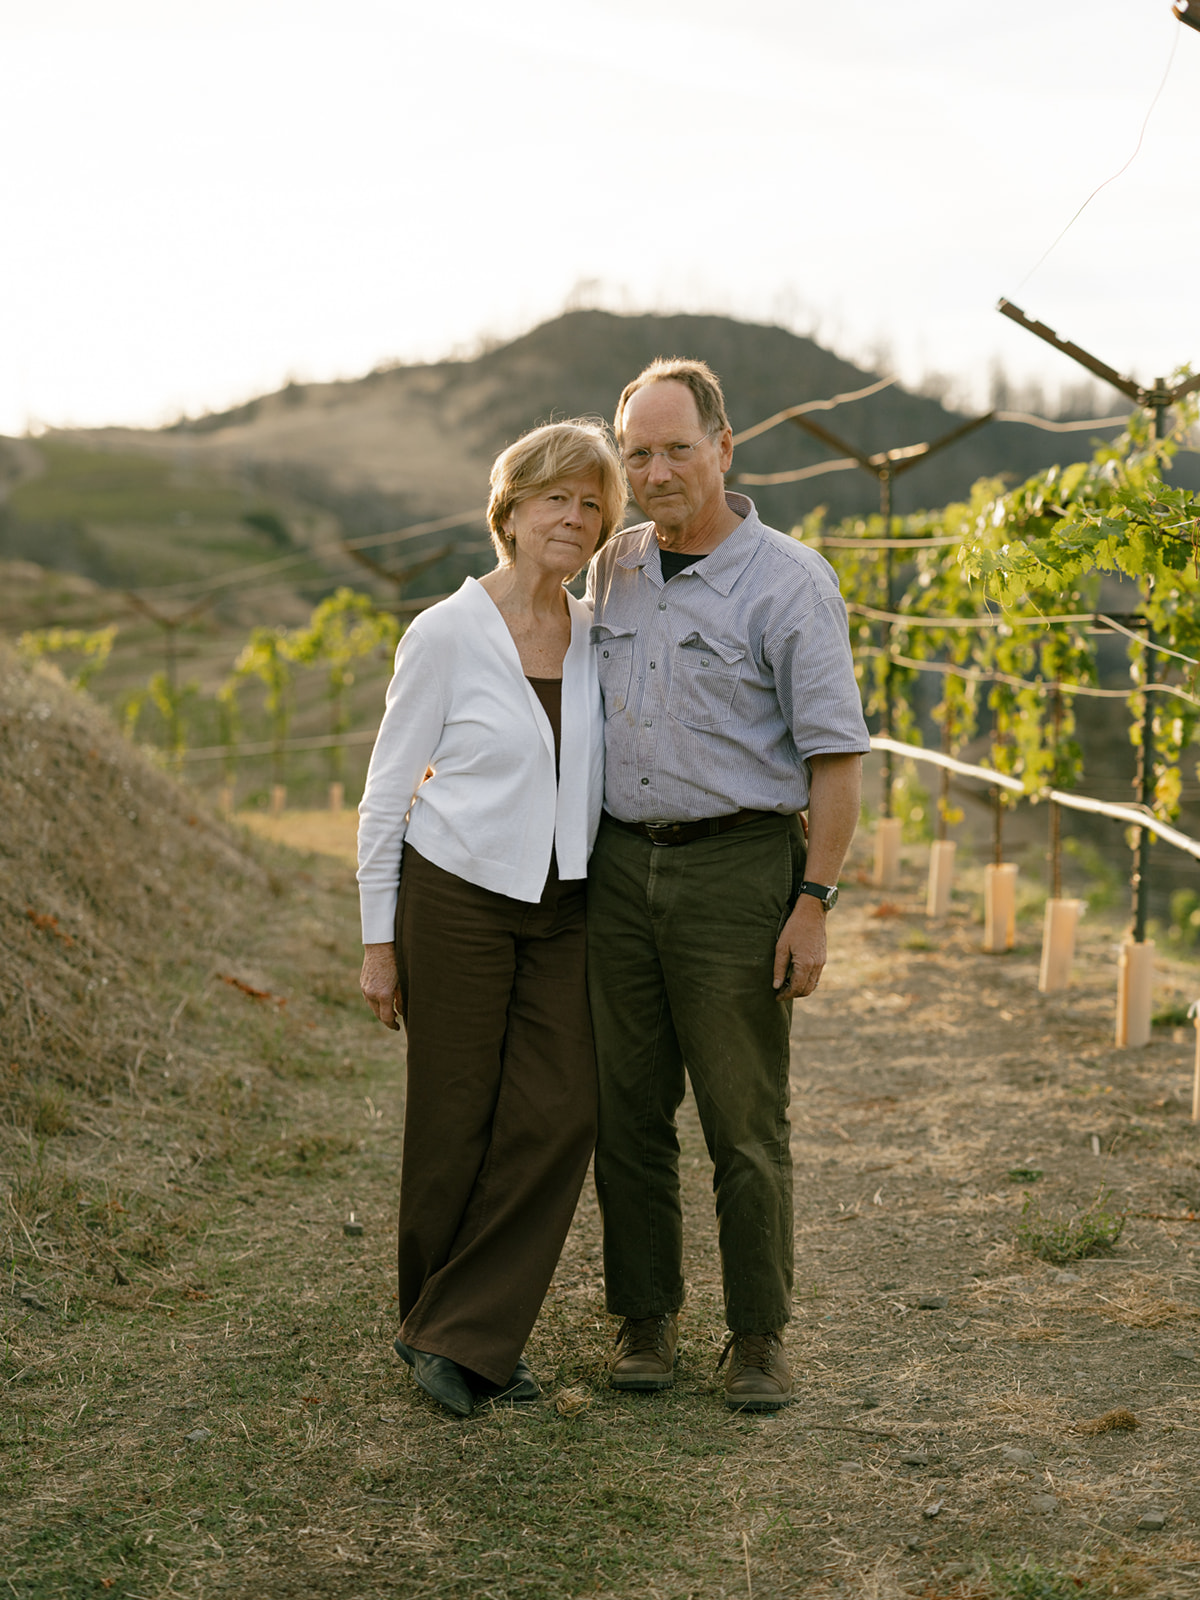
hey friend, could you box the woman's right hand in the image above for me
[360,942,403,1030]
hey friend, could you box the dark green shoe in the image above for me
[393,1337,474,1418]
[471,1355,541,1405]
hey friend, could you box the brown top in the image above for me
[526,676,562,891]
[526,676,562,775]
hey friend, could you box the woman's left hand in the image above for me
[360,942,403,1030]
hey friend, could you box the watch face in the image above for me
[823,884,839,909]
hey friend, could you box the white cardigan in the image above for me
[356,578,604,944]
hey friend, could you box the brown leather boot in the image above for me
[608,1313,678,1390]
[718,1331,793,1410]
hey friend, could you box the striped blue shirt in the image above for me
[586,494,869,823]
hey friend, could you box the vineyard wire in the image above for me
[178,728,379,762]
[847,603,1092,629]
[129,509,489,601]
[1044,788,1200,860]
[857,644,1200,709]
[815,534,964,548]
[1097,613,1200,669]
[341,510,487,555]
[24,578,471,638]
[848,601,1200,672]
[993,411,1133,432]
[869,735,1022,793]
[729,376,897,445]
[131,547,334,599]
[733,459,859,487]
[870,735,1200,864]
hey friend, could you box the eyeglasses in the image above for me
[621,427,718,473]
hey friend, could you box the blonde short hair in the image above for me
[487,420,626,569]
[614,357,730,443]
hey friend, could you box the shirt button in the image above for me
[643,719,652,727]
[658,601,667,611]
[602,650,609,658]
[700,656,710,667]
[640,777,649,785]
[649,661,656,669]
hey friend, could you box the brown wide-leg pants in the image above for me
[392,845,596,1386]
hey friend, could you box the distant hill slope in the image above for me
[0,434,341,620]
[58,310,1193,547]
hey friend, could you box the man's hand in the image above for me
[360,942,403,1030]
[772,895,827,1001]
[772,751,862,1000]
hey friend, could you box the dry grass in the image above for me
[1072,1410,1142,1436]
[237,807,360,866]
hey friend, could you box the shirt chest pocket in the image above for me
[667,634,745,729]
[590,623,638,714]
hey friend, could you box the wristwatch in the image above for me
[798,880,839,909]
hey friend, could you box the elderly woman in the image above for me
[357,419,625,1417]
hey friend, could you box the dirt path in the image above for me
[5,820,1200,1599]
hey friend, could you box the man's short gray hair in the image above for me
[614,358,730,443]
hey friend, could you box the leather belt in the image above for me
[603,808,777,847]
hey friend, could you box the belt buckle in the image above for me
[645,820,677,847]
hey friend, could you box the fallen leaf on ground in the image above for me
[217,973,287,1005]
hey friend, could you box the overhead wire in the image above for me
[1012,20,1182,293]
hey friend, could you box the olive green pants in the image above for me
[587,812,805,1334]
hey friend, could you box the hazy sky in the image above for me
[2,0,1197,435]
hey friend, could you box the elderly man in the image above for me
[586,357,869,1410]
